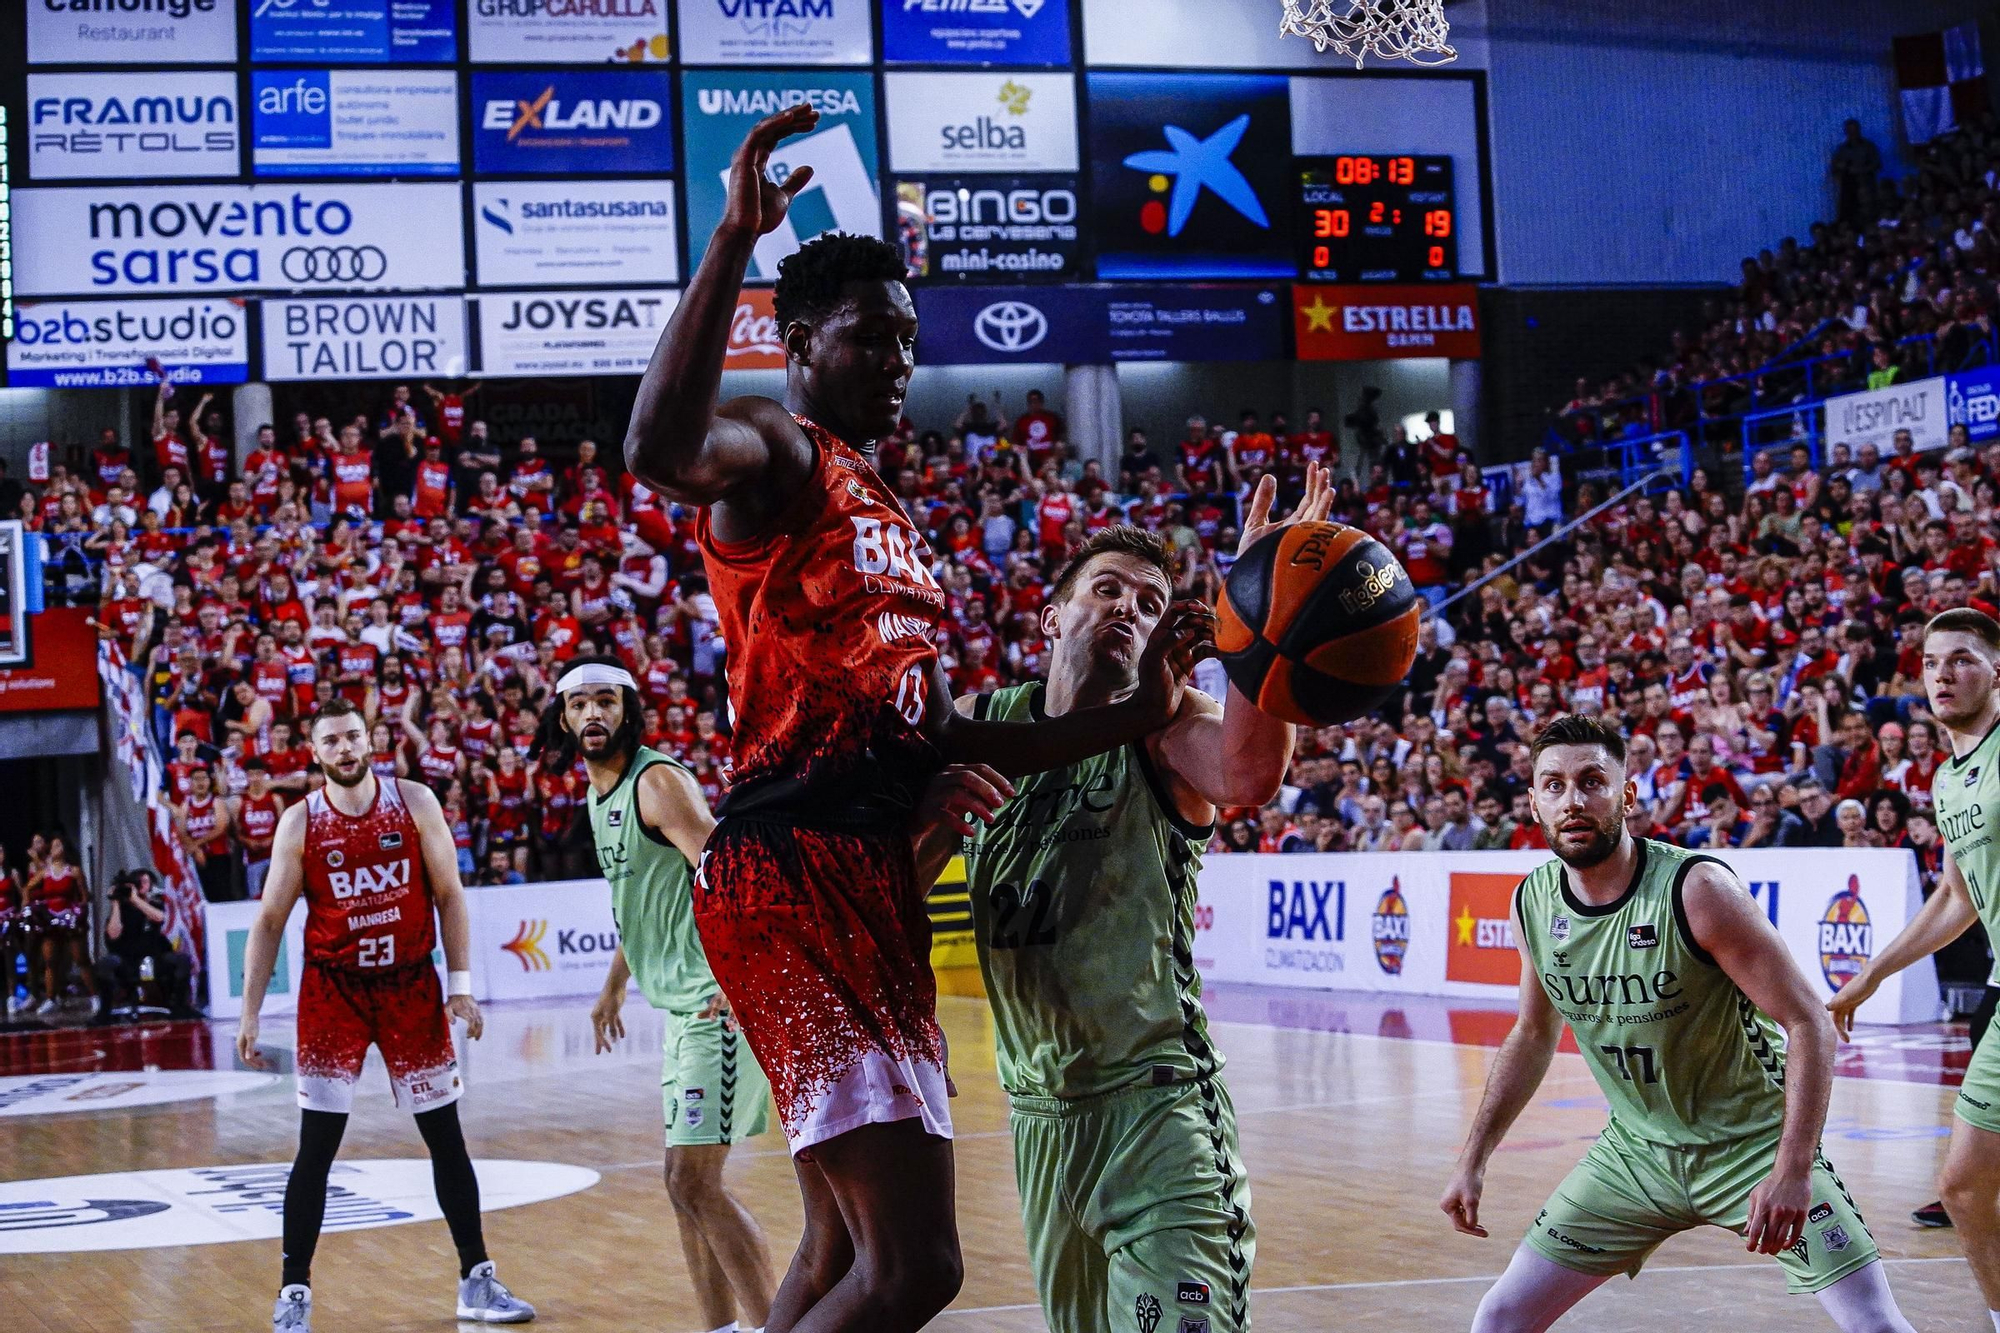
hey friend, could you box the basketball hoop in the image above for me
[1279,0,1457,68]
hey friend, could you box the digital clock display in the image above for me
[1298,154,1457,284]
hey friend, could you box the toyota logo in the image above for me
[281,246,389,283]
[973,301,1047,354]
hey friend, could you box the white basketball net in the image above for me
[1279,0,1457,68]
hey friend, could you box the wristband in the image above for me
[448,970,473,998]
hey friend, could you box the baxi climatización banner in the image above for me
[1196,848,1932,1026]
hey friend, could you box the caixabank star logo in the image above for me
[1086,73,1292,280]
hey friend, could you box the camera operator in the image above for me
[94,870,194,1020]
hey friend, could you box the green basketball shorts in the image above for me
[1955,1019,2000,1136]
[1011,1076,1254,1333]
[1523,1117,1878,1294]
[661,1010,771,1147]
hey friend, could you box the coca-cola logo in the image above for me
[727,300,783,364]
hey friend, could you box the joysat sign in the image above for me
[1293,283,1482,360]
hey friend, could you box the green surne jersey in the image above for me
[1515,838,1787,1147]
[1935,720,2000,984]
[588,747,717,1014]
[962,683,1217,1100]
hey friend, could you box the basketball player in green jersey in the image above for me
[920,466,1332,1333]
[1441,714,1916,1332]
[1830,607,2000,1329]
[533,655,777,1333]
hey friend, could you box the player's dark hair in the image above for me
[1528,714,1627,770]
[1924,607,2000,652]
[1050,525,1175,604]
[772,232,907,334]
[307,696,364,736]
[529,653,642,772]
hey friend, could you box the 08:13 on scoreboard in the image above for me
[1299,154,1457,284]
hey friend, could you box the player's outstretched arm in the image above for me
[1441,906,1561,1238]
[910,701,1016,888]
[1829,847,1977,1039]
[237,804,309,1071]
[403,779,483,1041]
[624,106,820,510]
[940,600,1216,779]
[1683,861,1830,1256]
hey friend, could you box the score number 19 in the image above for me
[1310,206,1454,270]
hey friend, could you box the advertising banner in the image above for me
[883,0,1071,65]
[263,294,470,381]
[1825,375,1949,454]
[1101,283,1286,362]
[472,70,675,176]
[28,0,237,64]
[469,0,669,63]
[250,0,457,63]
[0,609,102,713]
[8,297,250,389]
[682,72,880,281]
[1948,366,2000,446]
[471,880,623,1003]
[27,73,240,182]
[1194,849,1933,1026]
[14,183,466,297]
[251,71,459,178]
[675,0,874,64]
[202,898,307,1021]
[914,284,1098,364]
[1086,73,1294,280]
[1293,282,1482,360]
[473,181,679,288]
[724,287,786,369]
[885,72,1077,174]
[895,175,1084,283]
[476,288,680,377]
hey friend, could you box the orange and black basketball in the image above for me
[1216,522,1422,725]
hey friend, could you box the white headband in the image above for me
[557,663,638,695]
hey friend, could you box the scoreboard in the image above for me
[1298,154,1457,283]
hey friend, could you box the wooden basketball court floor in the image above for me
[1,984,1989,1332]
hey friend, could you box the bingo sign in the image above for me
[883,0,1072,65]
[263,294,470,382]
[7,297,250,388]
[895,175,1083,283]
[476,288,680,377]
[681,73,880,280]
[471,71,675,176]
[1948,366,2000,445]
[675,0,875,65]
[468,0,669,63]
[251,71,460,178]
[250,0,458,63]
[12,183,466,296]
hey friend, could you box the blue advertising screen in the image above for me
[1099,284,1287,362]
[915,285,1098,365]
[1949,367,2000,445]
[251,0,457,64]
[882,0,1071,65]
[472,70,675,175]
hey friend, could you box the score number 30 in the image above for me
[1310,207,1453,271]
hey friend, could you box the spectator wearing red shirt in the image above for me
[1012,390,1063,472]
[150,378,189,482]
[423,380,480,446]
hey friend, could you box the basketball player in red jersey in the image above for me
[625,104,1212,1333]
[236,699,534,1333]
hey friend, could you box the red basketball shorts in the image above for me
[694,819,952,1155]
[294,961,461,1115]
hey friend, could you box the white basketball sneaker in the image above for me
[272,1284,312,1331]
[457,1261,535,1323]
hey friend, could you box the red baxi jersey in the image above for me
[301,777,437,970]
[697,415,945,809]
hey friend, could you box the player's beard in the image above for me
[323,756,369,788]
[577,724,613,759]
[1546,803,1626,870]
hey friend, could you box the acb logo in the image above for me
[1371,879,1409,975]
[1818,876,1872,991]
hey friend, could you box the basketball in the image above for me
[1215,522,1422,725]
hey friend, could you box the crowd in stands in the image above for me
[10,115,2000,1018]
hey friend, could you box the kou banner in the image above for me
[1194,849,1932,1026]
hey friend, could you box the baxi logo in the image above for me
[503,919,550,972]
[1371,879,1409,974]
[1818,877,1872,991]
[974,300,1046,352]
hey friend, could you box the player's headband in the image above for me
[556,663,637,696]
